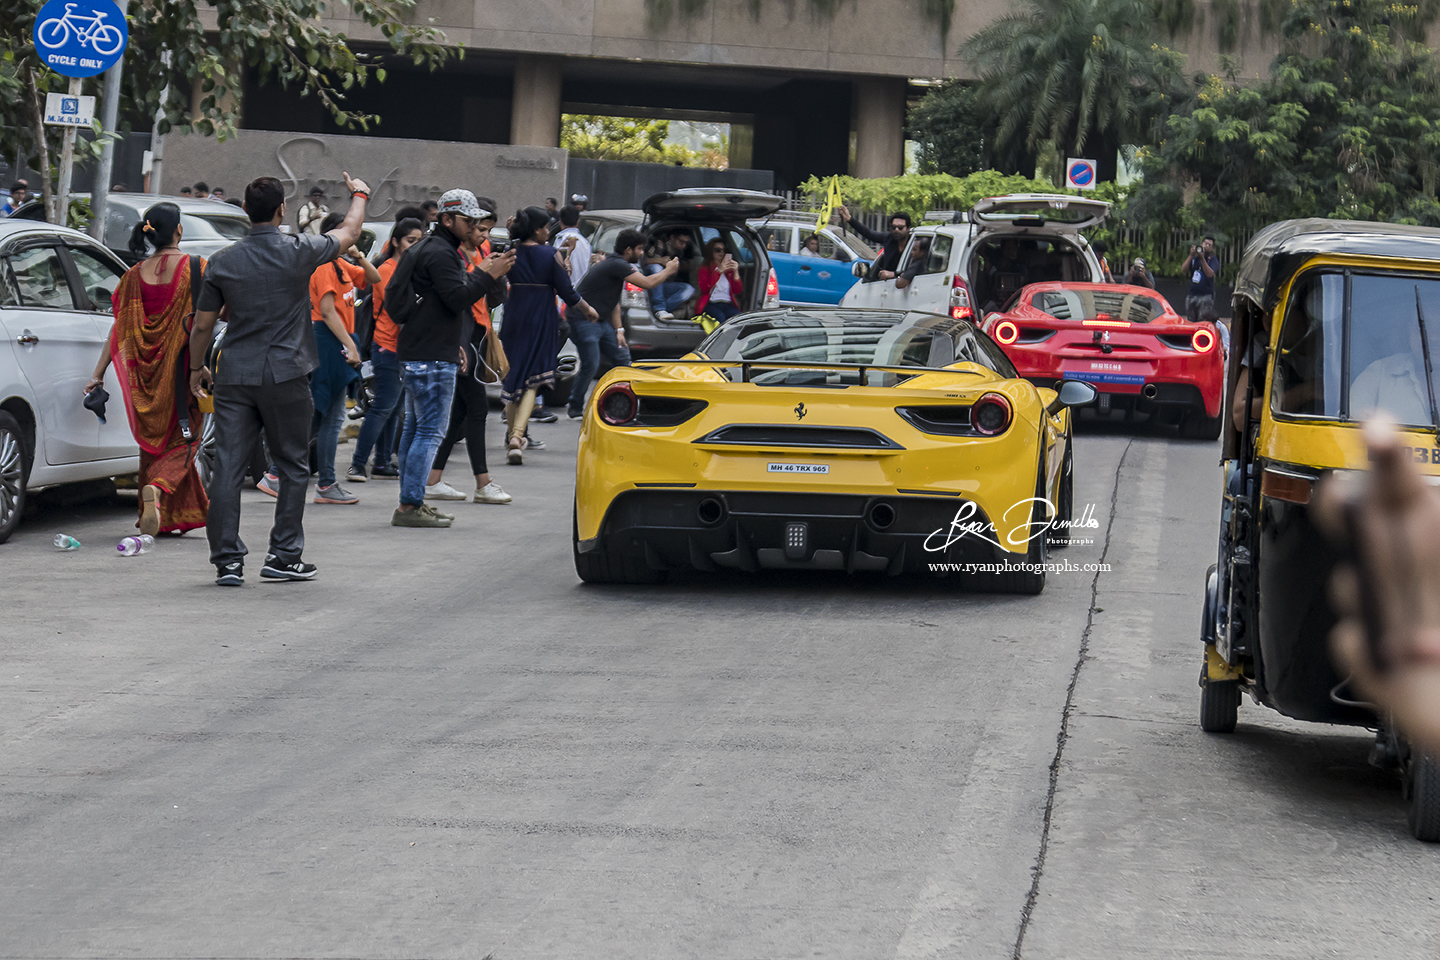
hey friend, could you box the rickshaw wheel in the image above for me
[1405,753,1440,842]
[1200,679,1240,733]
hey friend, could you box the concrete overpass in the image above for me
[238,0,1275,187]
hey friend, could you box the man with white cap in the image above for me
[392,189,515,528]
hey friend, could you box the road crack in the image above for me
[1011,437,1135,960]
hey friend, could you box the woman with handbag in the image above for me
[83,202,209,536]
[426,204,513,504]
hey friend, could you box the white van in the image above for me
[839,194,1111,321]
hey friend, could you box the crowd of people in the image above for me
[80,174,655,584]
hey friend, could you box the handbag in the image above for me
[478,328,510,384]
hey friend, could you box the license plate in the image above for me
[768,463,829,474]
[1063,363,1146,386]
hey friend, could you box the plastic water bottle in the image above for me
[117,534,155,556]
[53,534,81,550]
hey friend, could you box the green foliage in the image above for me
[561,115,711,166]
[960,0,1184,181]
[908,82,989,177]
[797,170,1092,223]
[1128,0,1440,246]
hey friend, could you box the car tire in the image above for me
[967,453,1047,595]
[1047,444,1074,550]
[1407,752,1440,842]
[572,505,667,585]
[1181,407,1223,440]
[1199,678,1240,733]
[0,410,31,545]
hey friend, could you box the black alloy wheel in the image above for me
[0,410,29,544]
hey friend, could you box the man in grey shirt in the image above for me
[188,173,370,587]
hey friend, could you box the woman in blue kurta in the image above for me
[498,207,598,464]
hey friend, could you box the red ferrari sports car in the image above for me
[981,282,1225,438]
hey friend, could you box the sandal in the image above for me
[139,484,161,537]
[506,437,523,466]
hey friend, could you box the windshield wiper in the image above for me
[1415,285,1440,439]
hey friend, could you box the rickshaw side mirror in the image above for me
[1048,379,1098,415]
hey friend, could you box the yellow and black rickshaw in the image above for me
[1202,218,1440,841]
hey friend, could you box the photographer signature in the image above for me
[923,498,1099,552]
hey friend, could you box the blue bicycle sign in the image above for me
[33,0,128,78]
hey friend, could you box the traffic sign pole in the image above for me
[89,0,129,242]
[55,77,80,226]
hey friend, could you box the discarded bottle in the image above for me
[53,534,81,550]
[116,534,155,556]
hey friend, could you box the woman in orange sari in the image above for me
[84,202,208,536]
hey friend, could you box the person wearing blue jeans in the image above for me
[347,345,402,480]
[391,189,514,527]
[397,360,458,520]
[568,317,632,417]
[644,228,694,319]
[568,229,678,418]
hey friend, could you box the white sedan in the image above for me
[0,221,138,542]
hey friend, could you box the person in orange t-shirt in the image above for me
[259,211,380,503]
[348,216,425,484]
[426,201,513,505]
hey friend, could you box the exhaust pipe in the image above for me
[697,498,725,525]
[1142,383,1159,400]
[868,502,896,530]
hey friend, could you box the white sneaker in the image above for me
[424,480,467,501]
[656,310,675,321]
[474,481,513,504]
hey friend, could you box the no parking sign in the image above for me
[1066,158,1097,191]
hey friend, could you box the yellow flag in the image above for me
[814,176,842,233]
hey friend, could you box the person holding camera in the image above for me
[1185,236,1220,322]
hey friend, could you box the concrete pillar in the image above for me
[510,56,563,148]
[852,77,906,179]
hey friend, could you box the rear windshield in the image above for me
[1030,288,1165,323]
[699,315,1014,384]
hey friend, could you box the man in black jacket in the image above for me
[392,189,515,528]
[838,205,911,282]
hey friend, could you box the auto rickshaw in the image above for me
[1201,218,1440,841]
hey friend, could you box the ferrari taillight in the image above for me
[1192,328,1216,353]
[972,393,1013,436]
[993,320,1020,345]
[598,382,639,425]
[764,268,780,309]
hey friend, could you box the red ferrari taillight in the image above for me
[1192,328,1216,353]
[972,393,1013,436]
[949,275,973,320]
[764,268,780,308]
[993,320,1020,345]
[598,382,639,425]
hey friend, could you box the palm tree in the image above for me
[961,0,1181,182]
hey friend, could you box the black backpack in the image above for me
[383,234,439,326]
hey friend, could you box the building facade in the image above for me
[232,0,1276,189]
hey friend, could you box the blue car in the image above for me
[749,214,874,306]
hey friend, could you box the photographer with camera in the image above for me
[1185,236,1220,322]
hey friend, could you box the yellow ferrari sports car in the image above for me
[573,308,1097,593]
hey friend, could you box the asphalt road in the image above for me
[2,415,1437,959]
